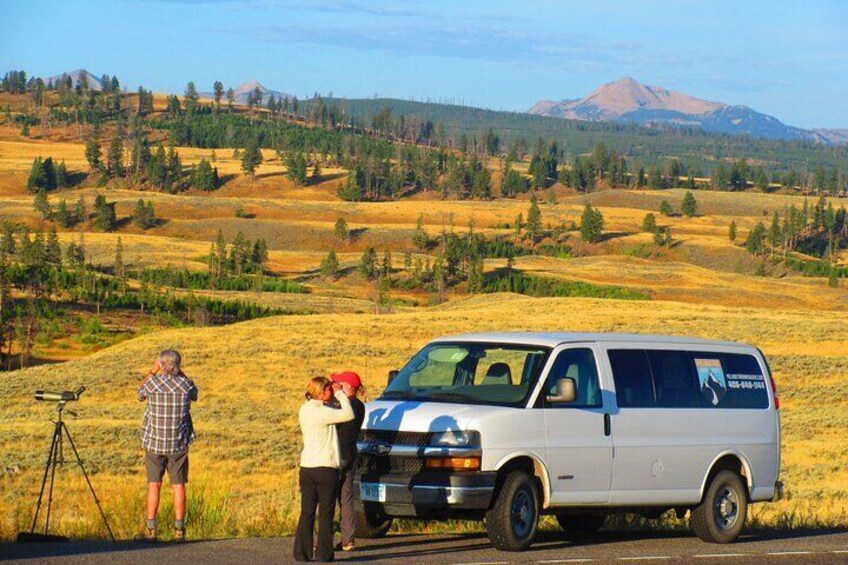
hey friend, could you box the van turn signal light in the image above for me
[424,457,481,471]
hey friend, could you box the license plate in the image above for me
[360,482,386,502]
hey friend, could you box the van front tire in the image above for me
[692,470,747,544]
[355,508,393,539]
[485,471,539,551]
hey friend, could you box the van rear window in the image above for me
[694,353,768,409]
[608,349,769,410]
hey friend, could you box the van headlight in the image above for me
[430,430,480,447]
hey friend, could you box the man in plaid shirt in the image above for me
[136,349,198,543]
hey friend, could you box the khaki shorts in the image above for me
[145,450,189,485]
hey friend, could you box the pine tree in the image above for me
[26,157,47,193]
[74,196,87,225]
[133,198,150,228]
[213,80,224,108]
[580,203,604,243]
[412,213,429,251]
[93,194,116,231]
[382,249,393,277]
[745,222,767,256]
[682,191,698,217]
[241,139,263,180]
[334,217,348,243]
[46,226,62,263]
[728,220,737,242]
[85,129,102,172]
[653,226,673,247]
[467,255,484,293]
[767,211,782,251]
[642,213,657,233]
[56,199,71,227]
[526,193,542,240]
[33,187,52,220]
[55,160,68,188]
[192,158,216,191]
[285,151,307,185]
[321,250,339,279]
[659,199,673,217]
[359,247,377,280]
[311,159,322,184]
[107,131,124,177]
[147,144,167,188]
[184,81,199,114]
[115,237,127,294]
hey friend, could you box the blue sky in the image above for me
[2,0,846,128]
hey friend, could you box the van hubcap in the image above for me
[511,490,533,537]
[714,487,739,530]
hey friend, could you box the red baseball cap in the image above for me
[331,371,362,389]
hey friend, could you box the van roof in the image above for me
[432,332,750,349]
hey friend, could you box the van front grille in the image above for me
[357,453,425,474]
[359,430,432,447]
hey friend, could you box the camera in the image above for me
[34,386,85,403]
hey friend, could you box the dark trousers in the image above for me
[293,466,339,562]
[337,458,356,546]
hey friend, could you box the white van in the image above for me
[354,332,782,551]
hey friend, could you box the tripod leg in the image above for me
[61,423,116,542]
[30,422,61,533]
[44,429,60,535]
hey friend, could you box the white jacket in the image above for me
[298,390,354,469]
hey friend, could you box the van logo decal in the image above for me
[558,475,574,481]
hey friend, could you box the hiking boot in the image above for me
[133,526,157,543]
[173,528,186,543]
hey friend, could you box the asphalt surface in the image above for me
[2,530,848,564]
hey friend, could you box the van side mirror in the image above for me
[387,370,399,386]
[547,378,576,404]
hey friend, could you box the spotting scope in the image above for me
[34,387,86,402]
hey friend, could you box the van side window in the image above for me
[608,350,656,408]
[694,353,768,409]
[545,348,601,407]
[647,350,700,408]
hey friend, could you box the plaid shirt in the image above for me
[138,373,198,455]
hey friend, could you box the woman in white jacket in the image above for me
[293,376,354,562]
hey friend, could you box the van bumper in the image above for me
[354,471,497,518]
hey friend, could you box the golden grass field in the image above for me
[1,295,847,540]
[0,127,846,540]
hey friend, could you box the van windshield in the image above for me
[380,342,551,407]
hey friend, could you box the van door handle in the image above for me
[604,413,611,437]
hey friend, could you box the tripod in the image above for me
[27,401,115,542]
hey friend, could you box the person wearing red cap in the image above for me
[330,371,366,552]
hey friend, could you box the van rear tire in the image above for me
[355,508,393,539]
[692,470,747,544]
[485,471,539,551]
[556,513,606,533]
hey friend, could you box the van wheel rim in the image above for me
[714,487,739,530]
[510,490,533,537]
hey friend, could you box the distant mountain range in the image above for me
[200,79,291,105]
[529,77,845,145]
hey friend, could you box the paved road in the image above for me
[2,530,848,564]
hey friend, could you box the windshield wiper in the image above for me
[426,391,478,402]
[379,391,414,400]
